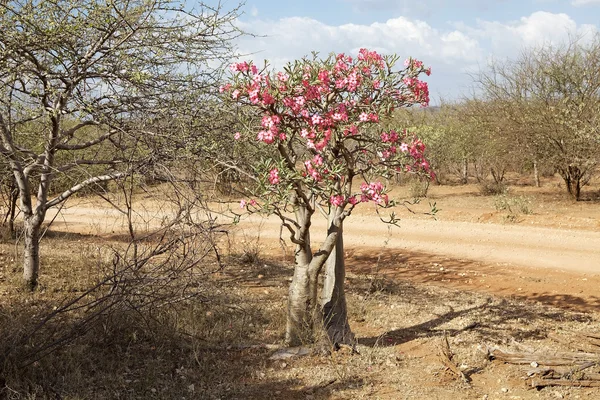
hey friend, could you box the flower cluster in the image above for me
[224,49,433,209]
[359,181,388,205]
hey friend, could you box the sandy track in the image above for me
[239,213,600,274]
[49,200,600,273]
[46,199,600,311]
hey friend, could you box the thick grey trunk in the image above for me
[320,213,354,348]
[533,159,540,187]
[285,205,316,346]
[285,260,311,346]
[22,216,41,290]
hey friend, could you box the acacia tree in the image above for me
[223,50,432,347]
[0,0,241,289]
[477,38,600,199]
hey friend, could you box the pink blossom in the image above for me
[329,195,345,207]
[344,125,358,136]
[318,70,330,84]
[230,62,250,73]
[257,130,275,144]
[231,89,240,100]
[262,92,275,105]
[268,168,280,185]
[239,199,247,209]
[219,83,232,93]
[359,113,369,122]
[234,132,241,140]
[312,154,323,166]
[277,72,289,82]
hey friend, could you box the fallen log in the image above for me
[529,378,600,388]
[489,348,600,366]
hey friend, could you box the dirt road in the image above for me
[48,194,600,311]
[239,212,600,273]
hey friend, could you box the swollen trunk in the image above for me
[321,215,354,348]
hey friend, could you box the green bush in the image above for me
[494,194,533,216]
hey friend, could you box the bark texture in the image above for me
[22,216,41,290]
[320,213,354,348]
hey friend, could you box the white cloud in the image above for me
[250,6,258,17]
[233,11,598,101]
[237,16,482,67]
[571,0,600,6]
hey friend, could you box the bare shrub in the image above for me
[479,181,508,196]
[409,177,430,198]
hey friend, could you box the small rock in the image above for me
[530,361,538,368]
[501,387,509,393]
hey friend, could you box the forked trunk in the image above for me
[561,165,582,201]
[22,216,41,290]
[321,213,354,348]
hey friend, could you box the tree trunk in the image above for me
[22,215,41,290]
[286,261,312,346]
[285,205,316,346]
[461,157,468,184]
[533,159,540,188]
[562,166,582,201]
[321,213,354,348]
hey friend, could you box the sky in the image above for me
[214,0,600,103]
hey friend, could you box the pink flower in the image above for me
[262,92,275,105]
[329,195,345,207]
[359,112,369,122]
[234,132,241,140]
[268,168,280,185]
[239,200,247,209]
[230,62,250,73]
[231,89,240,100]
[257,130,275,144]
[277,72,289,82]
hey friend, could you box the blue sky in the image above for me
[220,0,600,102]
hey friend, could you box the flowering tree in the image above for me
[222,49,433,347]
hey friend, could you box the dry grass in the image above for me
[1,231,600,399]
